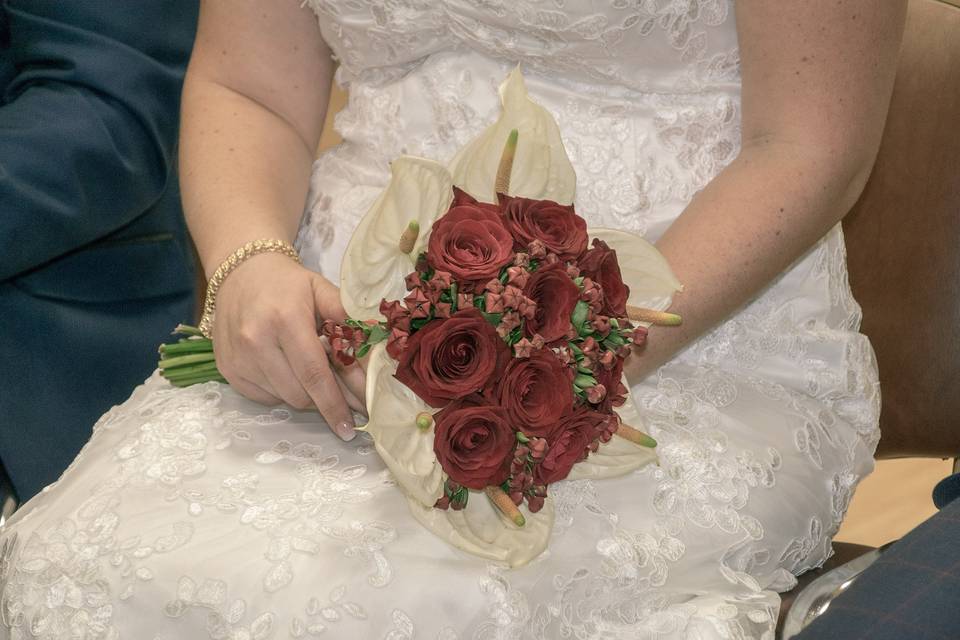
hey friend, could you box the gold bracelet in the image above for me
[198,238,301,338]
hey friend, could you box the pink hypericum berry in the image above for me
[586,383,607,405]
[405,271,422,291]
[485,292,505,313]
[484,279,504,294]
[513,337,535,358]
[632,325,649,348]
[502,285,524,309]
[599,350,616,369]
[497,311,521,338]
[554,345,574,365]
[404,288,431,318]
[379,299,411,332]
[592,315,611,336]
[506,266,530,289]
[528,239,547,258]
[430,270,453,291]
[516,296,537,320]
[386,328,409,359]
[527,495,545,513]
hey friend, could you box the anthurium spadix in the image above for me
[339,68,682,567]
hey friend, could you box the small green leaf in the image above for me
[516,432,530,443]
[573,373,597,389]
[571,300,589,328]
[449,282,459,311]
[366,323,389,344]
[356,343,372,359]
[574,276,585,287]
[410,317,431,331]
[482,312,503,326]
[569,342,584,357]
[610,318,620,329]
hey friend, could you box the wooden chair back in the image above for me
[842,0,960,459]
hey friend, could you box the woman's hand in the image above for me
[211,253,365,441]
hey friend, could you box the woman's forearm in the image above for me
[628,141,873,381]
[179,75,330,278]
[178,2,335,279]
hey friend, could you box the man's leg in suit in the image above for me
[792,490,960,639]
[0,285,192,501]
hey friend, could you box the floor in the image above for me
[836,457,951,547]
[317,86,951,551]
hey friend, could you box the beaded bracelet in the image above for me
[198,238,301,338]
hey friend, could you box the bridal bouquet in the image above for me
[160,69,682,566]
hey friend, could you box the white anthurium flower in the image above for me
[591,228,684,318]
[449,67,576,205]
[361,343,446,508]
[404,488,555,568]
[340,156,453,320]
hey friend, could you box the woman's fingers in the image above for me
[279,324,357,441]
[228,374,283,406]
[321,336,368,415]
[255,344,315,411]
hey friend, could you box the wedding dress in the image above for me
[0,1,881,638]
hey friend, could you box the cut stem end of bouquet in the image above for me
[626,306,682,326]
[616,423,657,448]
[485,486,525,527]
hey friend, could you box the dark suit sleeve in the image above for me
[0,1,198,280]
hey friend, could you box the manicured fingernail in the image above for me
[336,421,357,441]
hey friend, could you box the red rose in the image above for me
[593,355,627,411]
[452,186,500,213]
[500,195,588,261]
[433,398,515,489]
[578,239,630,317]
[496,350,573,437]
[522,262,580,343]
[427,205,513,287]
[394,308,509,407]
[534,407,609,485]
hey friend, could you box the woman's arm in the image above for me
[627,0,907,381]
[180,1,360,439]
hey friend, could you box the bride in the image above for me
[0,1,905,638]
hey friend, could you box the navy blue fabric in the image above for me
[933,472,960,509]
[793,496,960,639]
[0,1,199,500]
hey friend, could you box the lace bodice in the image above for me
[308,0,739,94]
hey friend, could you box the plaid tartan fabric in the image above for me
[794,486,960,639]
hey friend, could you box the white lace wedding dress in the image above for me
[0,2,881,638]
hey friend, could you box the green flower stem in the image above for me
[168,372,227,387]
[162,361,221,380]
[158,352,216,370]
[174,324,205,337]
[159,339,213,357]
